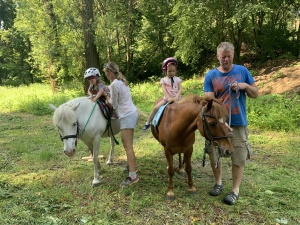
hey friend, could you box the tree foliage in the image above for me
[0,0,299,87]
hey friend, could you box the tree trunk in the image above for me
[81,0,100,93]
[126,0,134,75]
[43,0,61,93]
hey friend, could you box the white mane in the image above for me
[53,103,77,126]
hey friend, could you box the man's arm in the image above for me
[204,92,215,99]
[233,82,258,98]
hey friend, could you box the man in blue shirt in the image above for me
[204,42,258,205]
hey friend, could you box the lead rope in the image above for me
[79,101,97,136]
[107,115,119,145]
[228,81,240,126]
[80,101,119,145]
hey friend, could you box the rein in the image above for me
[228,81,240,126]
[80,101,97,136]
[201,104,230,168]
[59,101,119,145]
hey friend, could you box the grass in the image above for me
[0,80,300,224]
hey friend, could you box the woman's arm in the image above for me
[109,83,118,110]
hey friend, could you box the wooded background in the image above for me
[1,0,299,91]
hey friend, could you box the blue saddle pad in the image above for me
[151,102,170,127]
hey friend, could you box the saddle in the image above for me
[152,102,170,127]
[96,97,111,120]
[96,97,119,145]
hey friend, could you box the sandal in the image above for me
[224,191,239,205]
[209,184,224,196]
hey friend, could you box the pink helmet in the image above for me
[162,57,178,70]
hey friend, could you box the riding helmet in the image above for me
[162,57,178,70]
[84,67,101,80]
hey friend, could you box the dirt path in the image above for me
[254,59,300,95]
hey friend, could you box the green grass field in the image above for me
[0,81,299,224]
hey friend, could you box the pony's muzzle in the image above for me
[64,149,76,157]
[224,149,232,157]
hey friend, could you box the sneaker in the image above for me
[142,124,150,131]
[120,176,139,187]
[123,164,138,173]
[209,184,224,196]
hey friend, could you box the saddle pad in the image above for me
[97,98,111,120]
[151,102,170,127]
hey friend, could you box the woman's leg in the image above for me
[121,128,136,172]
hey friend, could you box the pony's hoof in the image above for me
[178,170,187,177]
[106,161,113,165]
[92,182,101,188]
[188,187,197,194]
[167,195,175,201]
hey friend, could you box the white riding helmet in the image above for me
[84,67,101,79]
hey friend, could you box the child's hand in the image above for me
[168,97,175,103]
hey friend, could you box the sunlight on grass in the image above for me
[0,81,299,224]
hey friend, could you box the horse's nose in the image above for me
[225,150,231,157]
[64,149,76,157]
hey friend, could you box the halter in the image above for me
[59,120,80,147]
[201,105,230,168]
[57,101,119,147]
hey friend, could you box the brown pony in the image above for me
[151,94,233,200]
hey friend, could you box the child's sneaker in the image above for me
[142,124,150,131]
[120,176,139,187]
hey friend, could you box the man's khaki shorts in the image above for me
[207,126,252,167]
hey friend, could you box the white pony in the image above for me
[49,96,120,187]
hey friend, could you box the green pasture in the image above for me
[0,81,299,224]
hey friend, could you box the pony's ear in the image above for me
[71,103,80,111]
[206,99,213,110]
[49,104,57,111]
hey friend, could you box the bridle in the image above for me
[56,101,119,148]
[58,120,80,147]
[201,105,230,168]
[201,106,230,142]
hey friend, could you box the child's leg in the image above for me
[146,100,167,124]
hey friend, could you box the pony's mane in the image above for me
[53,103,77,126]
[179,94,228,119]
[208,97,228,120]
[178,94,206,104]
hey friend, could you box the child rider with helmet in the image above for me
[142,57,183,130]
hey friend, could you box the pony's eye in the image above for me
[209,122,216,127]
[73,122,77,127]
